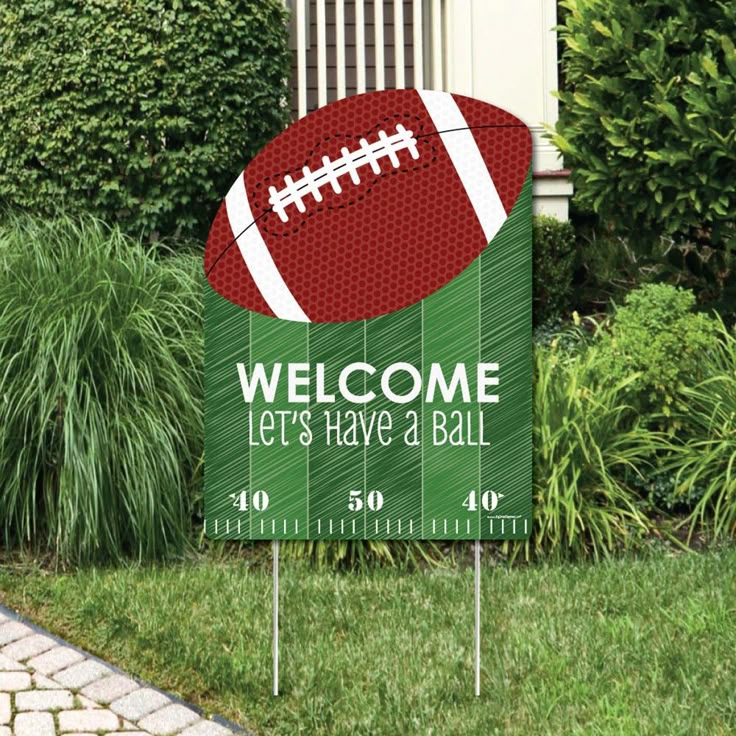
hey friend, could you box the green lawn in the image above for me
[0,550,735,736]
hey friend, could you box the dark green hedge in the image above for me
[533,215,576,325]
[552,0,736,245]
[0,0,291,240]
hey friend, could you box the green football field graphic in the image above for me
[205,172,531,540]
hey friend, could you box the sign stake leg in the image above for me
[474,539,481,697]
[273,538,280,697]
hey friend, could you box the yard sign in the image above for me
[204,90,532,543]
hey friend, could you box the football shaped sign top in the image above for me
[205,89,530,323]
[205,89,533,542]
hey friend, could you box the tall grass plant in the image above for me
[0,214,202,562]
[529,346,660,559]
[675,320,736,539]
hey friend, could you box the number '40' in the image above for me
[462,490,502,512]
[230,490,269,512]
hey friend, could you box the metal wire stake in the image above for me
[474,539,481,697]
[273,539,280,696]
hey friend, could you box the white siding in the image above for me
[285,0,571,218]
[289,0,418,117]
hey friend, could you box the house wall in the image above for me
[442,0,572,218]
[286,0,571,218]
[289,0,418,117]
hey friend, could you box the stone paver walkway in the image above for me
[0,606,247,736]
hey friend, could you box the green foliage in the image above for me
[5,552,736,735]
[675,321,736,539]
[573,224,649,311]
[0,214,203,563]
[553,0,736,244]
[532,215,576,325]
[533,314,595,355]
[657,240,736,322]
[530,346,657,560]
[0,1,291,241]
[282,540,443,571]
[593,284,718,422]
[628,468,704,515]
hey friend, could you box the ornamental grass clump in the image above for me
[0,214,202,563]
[675,321,736,540]
[530,346,661,560]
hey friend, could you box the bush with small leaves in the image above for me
[593,284,718,425]
[0,0,291,241]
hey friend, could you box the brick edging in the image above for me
[0,602,251,735]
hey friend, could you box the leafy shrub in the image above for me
[593,284,718,423]
[0,1,291,240]
[532,215,576,325]
[0,214,203,563]
[674,321,736,539]
[657,240,736,322]
[282,540,443,571]
[529,346,657,560]
[628,468,704,515]
[533,313,595,356]
[553,0,736,245]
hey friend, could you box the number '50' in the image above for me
[348,490,384,512]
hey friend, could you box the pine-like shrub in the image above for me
[532,215,576,326]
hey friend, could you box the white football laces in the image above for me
[267,124,419,223]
